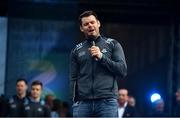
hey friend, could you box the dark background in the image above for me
[1,0,180,116]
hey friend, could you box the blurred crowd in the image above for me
[1,78,180,117]
[0,78,72,117]
[117,88,180,117]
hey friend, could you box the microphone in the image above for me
[92,41,98,61]
[92,41,95,46]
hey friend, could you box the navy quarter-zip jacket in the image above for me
[70,36,127,102]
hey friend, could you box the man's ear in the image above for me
[80,26,84,32]
[97,20,101,27]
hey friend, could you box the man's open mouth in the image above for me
[89,29,95,33]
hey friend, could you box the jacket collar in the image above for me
[86,35,102,44]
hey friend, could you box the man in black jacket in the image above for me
[70,10,127,117]
[7,78,29,117]
[23,80,51,117]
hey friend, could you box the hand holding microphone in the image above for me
[88,41,102,61]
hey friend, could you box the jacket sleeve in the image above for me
[69,49,79,102]
[99,41,127,78]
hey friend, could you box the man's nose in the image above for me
[88,23,93,27]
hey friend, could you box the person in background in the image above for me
[60,101,72,117]
[118,89,137,118]
[173,89,180,116]
[7,78,29,117]
[23,80,51,117]
[51,99,61,117]
[150,99,168,117]
[45,94,55,110]
[45,94,58,118]
[128,95,136,107]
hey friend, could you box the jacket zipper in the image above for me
[91,57,95,99]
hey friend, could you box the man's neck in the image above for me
[119,102,127,108]
[17,93,26,99]
[86,34,100,40]
[31,97,40,102]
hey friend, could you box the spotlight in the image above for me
[151,93,161,103]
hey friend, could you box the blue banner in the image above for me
[5,18,77,102]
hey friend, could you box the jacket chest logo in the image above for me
[78,51,86,57]
[38,107,43,112]
[101,48,107,54]
[25,106,30,110]
[10,104,16,108]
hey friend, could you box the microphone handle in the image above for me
[92,41,98,61]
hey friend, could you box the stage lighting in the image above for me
[151,93,161,103]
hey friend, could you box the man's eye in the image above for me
[91,21,95,24]
[84,23,88,26]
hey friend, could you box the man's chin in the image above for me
[18,92,24,94]
[87,34,97,39]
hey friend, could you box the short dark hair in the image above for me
[16,78,28,85]
[31,80,43,87]
[79,10,98,26]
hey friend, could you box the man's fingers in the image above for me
[91,46,96,48]
[90,46,99,50]
[91,52,98,56]
[89,46,100,58]
[89,48,99,52]
[91,50,97,53]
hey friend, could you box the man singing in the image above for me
[70,10,127,117]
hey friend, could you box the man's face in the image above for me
[80,15,100,39]
[155,100,164,112]
[45,95,54,108]
[16,81,27,95]
[118,89,128,104]
[31,85,42,99]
